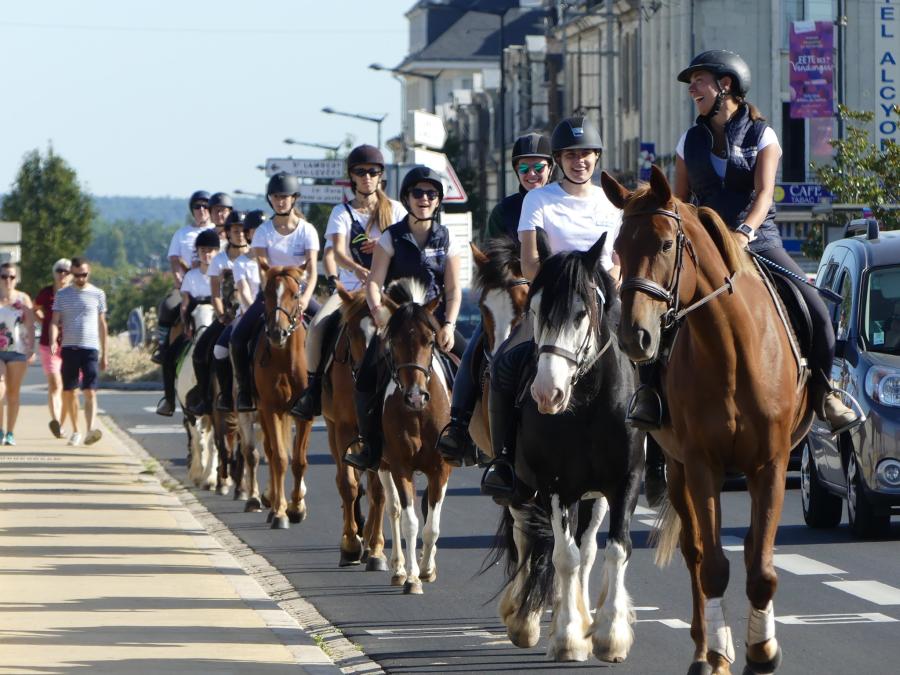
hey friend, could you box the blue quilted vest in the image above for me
[498,188,527,241]
[386,217,451,315]
[343,204,375,269]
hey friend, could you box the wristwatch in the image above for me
[735,222,754,238]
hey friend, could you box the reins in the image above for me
[265,271,304,343]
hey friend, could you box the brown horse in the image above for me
[321,286,387,570]
[212,269,243,497]
[254,266,314,529]
[603,166,813,675]
[377,278,453,594]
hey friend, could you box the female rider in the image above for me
[481,116,622,503]
[229,172,319,412]
[437,132,554,465]
[626,50,858,436]
[290,144,405,420]
[344,166,465,472]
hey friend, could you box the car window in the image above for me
[817,247,847,289]
[835,271,853,341]
[863,265,900,353]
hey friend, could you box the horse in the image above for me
[376,278,453,594]
[489,233,644,663]
[603,165,814,675]
[321,285,387,570]
[254,266,314,529]
[211,269,243,496]
[175,300,218,491]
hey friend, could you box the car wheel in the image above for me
[800,440,842,528]
[847,452,890,538]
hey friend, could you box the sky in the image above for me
[0,1,413,198]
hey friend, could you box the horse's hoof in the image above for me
[687,662,714,675]
[271,515,290,530]
[420,567,437,583]
[366,555,388,572]
[244,497,261,512]
[548,641,590,662]
[390,574,407,586]
[339,549,363,567]
[744,646,782,675]
[403,579,423,595]
[236,490,248,502]
[215,484,229,496]
[287,508,306,524]
[261,494,271,508]
[360,550,370,564]
[266,510,275,524]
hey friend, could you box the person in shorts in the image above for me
[34,258,72,438]
[50,258,108,447]
[0,262,36,446]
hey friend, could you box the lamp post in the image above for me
[321,107,386,151]
[369,63,441,114]
[283,138,342,155]
[233,189,265,199]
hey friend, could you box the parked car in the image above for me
[801,218,900,537]
[456,288,482,340]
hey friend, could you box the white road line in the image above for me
[635,618,691,629]
[634,505,656,516]
[722,535,744,551]
[638,518,657,527]
[127,424,185,435]
[778,613,898,625]
[824,580,900,605]
[773,554,846,576]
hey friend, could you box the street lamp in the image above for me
[284,138,342,154]
[321,107,386,151]
[234,189,265,199]
[369,63,441,114]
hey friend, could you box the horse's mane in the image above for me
[530,248,613,335]
[385,277,428,305]
[385,277,440,338]
[339,290,369,324]
[474,237,523,292]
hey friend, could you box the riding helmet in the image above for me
[188,190,211,208]
[550,116,603,154]
[266,172,300,196]
[399,165,444,210]
[244,209,268,232]
[209,192,234,209]
[225,210,247,228]
[194,228,221,250]
[511,133,553,169]
[347,144,385,170]
[677,50,751,96]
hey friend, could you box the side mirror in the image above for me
[834,338,846,360]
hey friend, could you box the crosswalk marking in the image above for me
[824,580,900,606]
[777,612,897,625]
[773,554,846,576]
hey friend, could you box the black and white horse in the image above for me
[492,233,645,663]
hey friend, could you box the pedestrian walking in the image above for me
[50,257,108,446]
[34,258,72,438]
[0,262,36,446]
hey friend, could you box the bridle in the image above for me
[480,277,529,359]
[385,320,437,395]
[265,272,304,342]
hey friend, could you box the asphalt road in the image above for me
[39,368,898,674]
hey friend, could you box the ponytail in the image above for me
[738,99,767,122]
[366,186,395,235]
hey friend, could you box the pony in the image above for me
[603,165,813,675]
[490,234,644,663]
[211,269,243,496]
[376,278,453,594]
[254,266,314,529]
[321,286,387,570]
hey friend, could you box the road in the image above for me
[85,377,899,674]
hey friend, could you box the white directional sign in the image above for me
[441,212,473,288]
[298,184,351,205]
[409,110,447,150]
[408,148,468,203]
[265,158,345,179]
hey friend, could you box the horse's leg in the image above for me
[418,465,450,583]
[187,420,202,486]
[379,467,406,586]
[546,495,591,662]
[330,421,363,566]
[395,470,422,595]
[239,412,260,509]
[742,453,789,674]
[576,497,607,614]
[363,469,388,571]
[258,411,283,525]
[201,417,218,490]
[268,413,290,529]
[287,418,310,524]
[500,506,541,648]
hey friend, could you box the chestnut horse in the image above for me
[376,278,453,594]
[321,286,387,570]
[254,266,314,529]
[603,166,813,675]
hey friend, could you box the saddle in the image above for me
[752,258,812,380]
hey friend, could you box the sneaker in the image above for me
[84,429,103,446]
[49,419,63,439]
[4,432,14,446]
[67,432,83,447]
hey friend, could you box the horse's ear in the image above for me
[471,242,489,267]
[649,164,672,204]
[336,281,354,304]
[600,171,630,209]
[425,296,441,314]
[536,227,551,264]
[584,232,608,273]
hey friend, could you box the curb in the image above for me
[101,413,385,675]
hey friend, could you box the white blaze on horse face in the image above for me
[483,288,517,356]
[360,317,376,347]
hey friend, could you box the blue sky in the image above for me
[0,1,411,197]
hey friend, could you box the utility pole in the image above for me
[499,12,507,202]
[606,0,616,171]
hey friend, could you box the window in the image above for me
[836,270,854,341]
[864,266,900,352]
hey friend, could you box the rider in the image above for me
[480,115,622,503]
[229,172,319,412]
[290,144,405,420]
[208,192,234,241]
[626,49,859,435]
[153,190,213,365]
[185,210,248,416]
[437,132,554,465]
[156,228,219,416]
[343,165,466,472]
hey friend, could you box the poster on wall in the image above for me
[789,21,834,119]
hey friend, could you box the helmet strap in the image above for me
[562,171,592,186]
[704,81,727,119]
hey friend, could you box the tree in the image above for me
[0,147,94,295]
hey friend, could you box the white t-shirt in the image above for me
[675,126,780,178]
[167,223,216,268]
[251,219,320,267]
[181,267,212,298]
[233,254,261,308]
[207,251,234,279]
[326,200,406,291]
[518,182,621,271]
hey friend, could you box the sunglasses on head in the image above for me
[73,272,89,278]
[410,188,439,201]
[351,167,383,178]
[0,274,15,280]
[518,161,548,175]
[55,268,70,274]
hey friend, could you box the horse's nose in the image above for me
[636,327,653,352]
[532,384,565,414]
[404,386,429,411]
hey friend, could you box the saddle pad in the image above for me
[759,264,813,359]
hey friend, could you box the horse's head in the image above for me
[383,278,441,412]
[472,239,530,356]
[263,266,305,347]
[220,269,240,323]
[529,233,614,415]
[602,165,699,363]
[337,284,375,376]
[190,299,215,335]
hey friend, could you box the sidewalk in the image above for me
[0,403,340,675]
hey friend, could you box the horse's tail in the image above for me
[649,496,682,568]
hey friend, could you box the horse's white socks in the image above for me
[705,597,735,664]
[213,344,229,360]
[748,600,776,645]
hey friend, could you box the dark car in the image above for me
[801,219,900,537]
[455,288,482,340]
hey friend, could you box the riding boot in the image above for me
[156,343,178,417]
[437,408,476,467]
[344,389,383,471]
[644,437,667,507]
[232,344,256,413]
[813,370,860,434]
[214,357,234,412]
[151,338,167,366]
[186,363,213,416]
[289,372,323,420]
[480,388,517,504]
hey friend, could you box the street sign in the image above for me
[409,110,447,150]
[265,158,345,179]
[774,182,833,205]
[441,211,473,288]
[409,148,468,203]
[298,184,351,204]
[0,221,21,244]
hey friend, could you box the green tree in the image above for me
[0,147,95,295]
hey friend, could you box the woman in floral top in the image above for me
[0,261,36,445]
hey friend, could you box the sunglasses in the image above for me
[73,272,89,278]
[55,269,71,274]
[191,203,209,211]
[351,167,383,178]
[410,188,439,201]
[0,274,15,280]
[518,162,548,175]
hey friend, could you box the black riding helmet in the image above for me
[209,192,234,209]
[511,132,553,170]
[347,144,385,170]
[244,209,267,233]
[399,165,444,214]
[225,210,247,228]
[266,172,300,215]
[194,228,221,250]
[677,50,751,97]
[551,116,603,185]
[189,190,210,209]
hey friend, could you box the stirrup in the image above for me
[626,385,663,431]
[343,438,379,472]
[436,419,476,467]
[480,457,516,504]
[812,388,866,438]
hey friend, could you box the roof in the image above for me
[834,230,900,270]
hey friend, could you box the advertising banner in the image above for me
[789,21,834,119]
